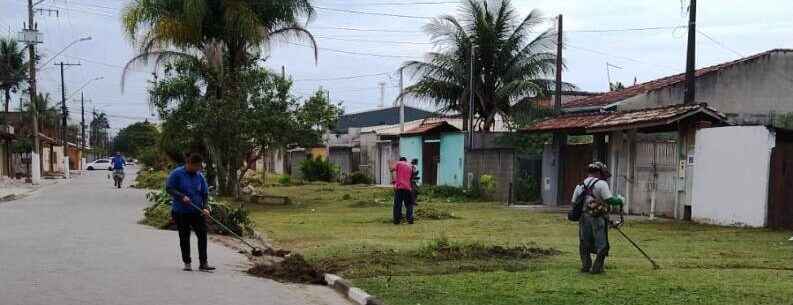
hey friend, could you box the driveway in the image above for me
[0,168,351,305]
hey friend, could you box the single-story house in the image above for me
[523,103,729,219]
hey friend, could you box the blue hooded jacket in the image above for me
[166,166,208,214]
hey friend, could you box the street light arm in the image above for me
[66,77,104,101]
[38,36,91,69]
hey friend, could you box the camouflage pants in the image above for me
[579,213,610,256]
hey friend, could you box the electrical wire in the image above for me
[314,6,433,20]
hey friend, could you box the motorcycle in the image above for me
[109,168,125,188]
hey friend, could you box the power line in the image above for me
[286,42,419,59]
[566,26,682,33]
[310,26,423,33]
[293,72,391,82]
[696,29,742,57]
[314,35,432,45]
[314,6,433,20]
[318,1,457,6]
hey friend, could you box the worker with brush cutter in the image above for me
[569,162,623,274]
[166,153,216,272]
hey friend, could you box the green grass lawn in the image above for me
[248,183,793,305]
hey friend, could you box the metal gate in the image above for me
[768,142,793,229]
[631,141,677,217]
[378,142,392,185]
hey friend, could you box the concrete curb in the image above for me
[324,273,386,305]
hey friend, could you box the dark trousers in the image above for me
[393,189,414,224]
[173,212,208,265]
[579,213,610,256]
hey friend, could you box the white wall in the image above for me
[692,126,775,227]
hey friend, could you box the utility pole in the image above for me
[399,67,405,133]
[80,92,85,149]
[553,14,567,206]
[468,46,477,148]
[684,0,697,104]
[57,62,80,147]
[378,82,386,108]
[23,0,42,184]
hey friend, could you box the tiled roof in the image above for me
[565,49,793,109]
[522,103,727,133]
[402,121,461,135]
[522,112,610,132]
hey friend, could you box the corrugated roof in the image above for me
[565,49,793,109]
[522,104,727,133]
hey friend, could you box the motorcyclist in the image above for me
[111,152,126,188]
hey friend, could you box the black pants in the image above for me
[393,189,414,224]
[173,212,208,265]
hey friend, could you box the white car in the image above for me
[86,159,113,171]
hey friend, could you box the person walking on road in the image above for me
[391,157,415,224]
[166,153,215,272]
[571,162,623,274]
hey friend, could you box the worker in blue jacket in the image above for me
[166,153,215,272]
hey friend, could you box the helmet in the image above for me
[588,161,611,178]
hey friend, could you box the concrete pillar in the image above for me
[593,134,607,162]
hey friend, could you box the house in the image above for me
[566,49,793,123]
[333,106,436,134]
[399,121,464,187]
[523,103,729,218]
[523,49,793,221]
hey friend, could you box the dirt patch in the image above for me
[348,200,389,208]
[248,254,327,284]
[415,206,457,220]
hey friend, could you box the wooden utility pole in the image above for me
[553,14,567,206]
[554,14,563,112]
[80,92,85,149]
[57,61,80,147]
[399,67,405,133]
[684,0,697,104]
[468,46,476,147]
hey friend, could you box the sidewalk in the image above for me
[0,176,59,202]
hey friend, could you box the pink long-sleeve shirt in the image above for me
[392,161,413,191]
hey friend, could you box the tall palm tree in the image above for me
[23,93,58,131]
[121,0,317,196]
[0,38,27,113]
[402,0,567,131]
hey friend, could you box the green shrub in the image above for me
[141,189,256,236]
[299,156,338,182]
[515,175,541,203]
[138,147,169,170]
[342,171,373,185]
[479,175,496,194]
[133,170,168,189]
[277,175,291,185]
[421,185,479,202]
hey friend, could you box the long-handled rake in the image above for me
[186,201,264,257]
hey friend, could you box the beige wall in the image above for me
[617,51,793,124]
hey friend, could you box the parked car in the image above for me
[126,159,136,166]
[86,159,112,171]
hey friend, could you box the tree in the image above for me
[609,82,625,91]
[122,0,318,196]
[402,0,567,131]
[0,38,27,113]
[90,112,111,156]
[113,121,160,157]
[23,93,58,131]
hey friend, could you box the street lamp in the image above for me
[67,76,104,101]
[38,36,91,68]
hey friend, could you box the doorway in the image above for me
[422,140,440,185]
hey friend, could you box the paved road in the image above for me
[0,168,351,305]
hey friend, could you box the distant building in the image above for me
[333,106,436,133]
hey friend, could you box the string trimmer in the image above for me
[186,201,264,257]
[613,226,660,269]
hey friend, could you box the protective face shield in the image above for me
[588,162,611,180]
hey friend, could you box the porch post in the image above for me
[593,134,607,162]
[553,133,567,206]
[626,129,637,214]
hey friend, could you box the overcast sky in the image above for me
[2,0,793,132]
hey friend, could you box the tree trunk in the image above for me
[4,89,10,113]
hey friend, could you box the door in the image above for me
[562,144,593,202]
[422,141,440,185]
[769,142,793,229]
[378,143,392,185]
[631,141,677,217]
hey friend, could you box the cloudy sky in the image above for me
[2,0,793,132]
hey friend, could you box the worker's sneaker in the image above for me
[199,264,216,272]
[183,263,192,271]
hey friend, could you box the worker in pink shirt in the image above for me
[391,157,415,224]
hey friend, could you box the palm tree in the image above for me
[121,0,317,196]
[23,93,58,131]
[402,0,566,131]
[0,38,27,113]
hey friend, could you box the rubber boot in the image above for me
[590,254,606,274]
[579,247,592,273]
